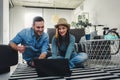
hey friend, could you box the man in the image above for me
[9,16,49,67]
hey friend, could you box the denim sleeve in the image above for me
[65,35,75,59]
[41,34,49,54]
[10,29,25,44]
[51,37,57,58]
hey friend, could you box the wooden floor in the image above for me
[9,63,120,80]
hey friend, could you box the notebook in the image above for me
[33,59,71,77]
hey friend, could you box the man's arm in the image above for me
[9,29,26,53]
[39,34,49,59]
[38,53,47,59]
[9,42,25,53]
[9,42,18,51]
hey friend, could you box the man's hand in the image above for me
[38,53,47,59]
[9,42,25,53]
[16,45,26,53]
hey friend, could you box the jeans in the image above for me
[69,52,88,68]
[48,52,88,69]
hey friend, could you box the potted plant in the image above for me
[71,15,91,28]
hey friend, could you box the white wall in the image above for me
[44,9,73,28]
[0,0,9,44]
[83,0,120,35]
[9,6,73,39]
[3,0,9,44]
[9,6,25,40]
[24,8,42,28]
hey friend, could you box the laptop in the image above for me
[33,59,71,77]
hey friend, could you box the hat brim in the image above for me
[55,24,70,28]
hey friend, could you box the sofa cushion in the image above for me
[70,28,85,43]
[47,28,56,44]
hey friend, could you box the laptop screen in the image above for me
[33,59,71,77]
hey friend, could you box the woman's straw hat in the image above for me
[55,18,70,28]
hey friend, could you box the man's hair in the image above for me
[33,16,44,25]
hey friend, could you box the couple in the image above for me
[9,16,88,69]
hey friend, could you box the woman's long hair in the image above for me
[55,27,70,49]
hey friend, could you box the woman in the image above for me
[51,18,88,68]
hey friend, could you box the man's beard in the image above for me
[37,31,42,36]
[35,31,42,36]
